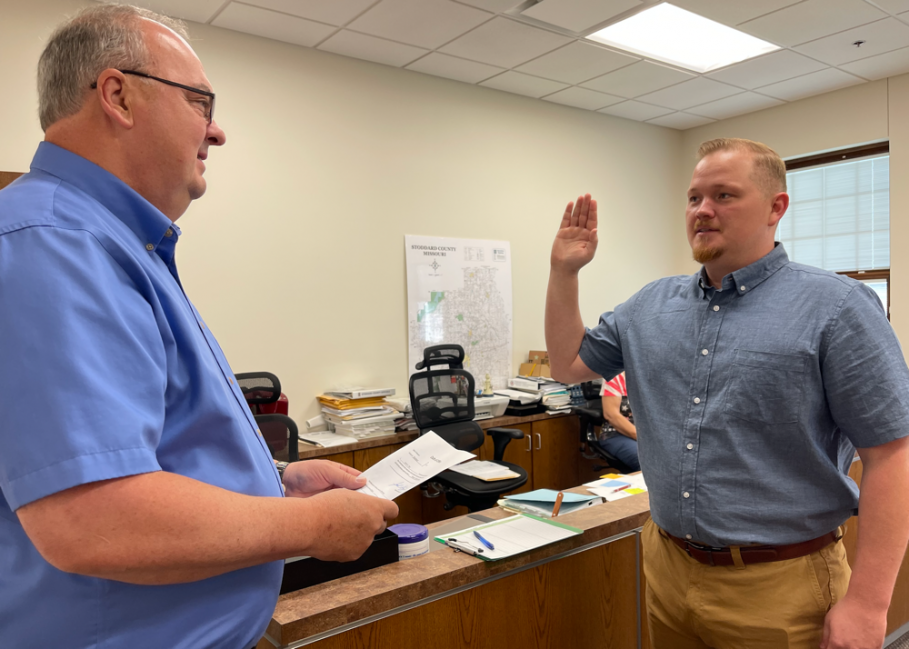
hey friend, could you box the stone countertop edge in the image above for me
[267,492,651,645]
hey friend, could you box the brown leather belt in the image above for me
[663,529,838,567]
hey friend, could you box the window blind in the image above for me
[778,154,889,272]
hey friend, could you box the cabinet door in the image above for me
[353,444,423,525]
[531,416,580,491]
[479,422,533,495]
[317,451,354,467]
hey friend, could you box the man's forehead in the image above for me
[141,18,211,89]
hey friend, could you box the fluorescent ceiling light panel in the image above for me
[585,3,779,73]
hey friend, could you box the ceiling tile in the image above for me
[520,0,642,33]
[840,45,909,79]
[515,42,638,84]
[479,70,569,98]
[581,60,694,98]
[126,0,227,23]
[455,0,526,12]
[347,0,491,49]
[212,4,337,48]
[239,0,377,26]
[738,0,887,47]
[597,100,675,121]
[439,17,572,68]
[756,68,865,100]
[667,0,804,27]
[646,112,716,130]
[706,50,828,89]
[687,92,784,119]
[875,0,909,13]
[635,77,742,110]
[543,86,624,110]
[794,18,909,66]
[405,52,503,83]
[317,30,428,67]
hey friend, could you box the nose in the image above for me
[695,198,715,219]
[207,119,227,146]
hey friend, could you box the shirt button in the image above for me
[229,377,234,384]
[740,285,747,291]
[686,534,692,540]
[145,243,154,251]
[701,349,709,356]
[686,443,694,450]
[713,305,720,312]
[683,491,690,498]
[256,428,262,436]
[165,228,173,237]
[693,397,701,404]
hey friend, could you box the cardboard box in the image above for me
[527,350,549,365]
[518,362,552,378]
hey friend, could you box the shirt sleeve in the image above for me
[0,226,165,510]
[822,282,909,448]
[601,374,625,397]
[579,299,632,381]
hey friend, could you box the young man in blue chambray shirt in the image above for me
[546,138,909,649]
[0,6,397,648]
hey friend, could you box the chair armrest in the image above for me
[486,427,524,462]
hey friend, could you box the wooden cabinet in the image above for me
[479,415,580,493]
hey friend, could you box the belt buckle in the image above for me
[686,539,724,566]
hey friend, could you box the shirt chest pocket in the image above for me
[723,349,807,425]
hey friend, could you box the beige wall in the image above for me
[0,0,689,421]
[681,78,904,343]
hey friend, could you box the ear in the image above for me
[95,69,136,129]
[768,191,789,228]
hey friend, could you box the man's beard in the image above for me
[692,243,724,264]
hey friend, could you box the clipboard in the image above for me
[433,514,582,561]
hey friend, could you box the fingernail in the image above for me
[356,475,367,483]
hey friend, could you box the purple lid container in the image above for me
[388,523,429,543]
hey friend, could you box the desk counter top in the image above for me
[264,486,650,647]
[296,411,571,460]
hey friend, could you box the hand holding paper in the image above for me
[356,431,475,500]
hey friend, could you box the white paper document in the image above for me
[356,431,475,500]
[434,514,581,561]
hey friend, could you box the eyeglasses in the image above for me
[91,69,215,124]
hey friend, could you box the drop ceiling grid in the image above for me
[135,0,909,128]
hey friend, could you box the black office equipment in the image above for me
[235,371,281,413]
[280,529,398,593]
[409,344,528,512]
[573,380,637,474]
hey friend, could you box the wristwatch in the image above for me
[275,461,289,482]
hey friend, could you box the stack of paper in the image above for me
[448,460,520,481]
[499,489,603,518]
[324,387,396,400]
[585,472,648,501]
[317,394,389,410]
[298,431,359,448]
[318,391,403,440]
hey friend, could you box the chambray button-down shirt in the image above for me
[0,143,284,649]
[580,244,909,547]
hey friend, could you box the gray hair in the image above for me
[37,4,189,131]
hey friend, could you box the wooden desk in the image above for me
[258,459,909,648]
[259,490,652,649]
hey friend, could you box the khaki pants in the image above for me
[641,519,851,649]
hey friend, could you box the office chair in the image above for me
[234,372,299,462]
[235,371,282,414]
[256,413,300,462]
[573,380,638,474]
[409,344,528,512]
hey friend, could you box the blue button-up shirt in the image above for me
[0,143,284,648]
[580,244,909,547]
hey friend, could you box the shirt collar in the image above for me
[29,142,178,251]
[695,243,790,298]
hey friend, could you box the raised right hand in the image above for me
[551,193,598,274]
[304,489,399,562]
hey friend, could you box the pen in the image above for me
[552,491,564,517]
[447,539,483,556]
[473,530,495,550]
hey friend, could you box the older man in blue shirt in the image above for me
[546,138,909,649]
[0,6,397,648]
